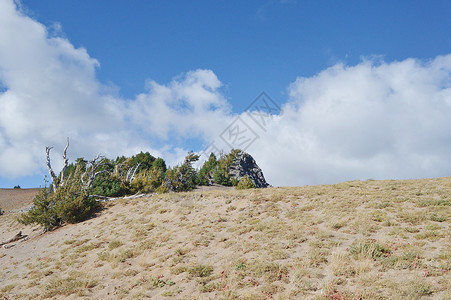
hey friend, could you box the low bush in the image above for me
[163,152,199,192]
[189,265,213,277]
[236,175,256,190]
[19,164,99,231]
[90,173,125,197]
[54,189,98,224]
[129,167,164,194]
[18,187,59,231]
[197,153,218,185]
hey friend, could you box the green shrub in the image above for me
[54,190,98,224]
[213,168,230,186]
[89,172,125,197]
[130,167,164,194]
[156,184,169,194]
[212,149,242,186]
[236,175,256,190]
[164,152,199,192]
[18,187,60,231]
[129,151,156,172]
[197,153,218,185]
[19,163,99,231]
[152,157,167,174]
[13,185,21,189]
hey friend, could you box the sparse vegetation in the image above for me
[164,151,200,192]
[236,175,256,190]
[18,162,100,231]
[43,271,98,298]
[189,264,214,277]
[108,240,123,250]
[1,177,450,299]
[349,239,392,260]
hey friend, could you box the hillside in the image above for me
[0,178,450,299]
[0,188,40,213]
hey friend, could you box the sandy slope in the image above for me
[0,179,450,299]
[0,188,39,213]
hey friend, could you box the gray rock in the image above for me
[228,152,269,188]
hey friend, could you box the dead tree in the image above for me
[46,138,107,192]
[114,161,141,184]
[46,138,70,193]
[81,154,109,189]
[0,231,28,247]
[60,137,70,186]
[126,163,141,183]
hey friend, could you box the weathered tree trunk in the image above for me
[46,146,58,193]
[45,138,70,192]
[81,154,108,189]
[60,137,70,186]
[126,163,141,183]
[114,161,141,184]
[0,231,28,247]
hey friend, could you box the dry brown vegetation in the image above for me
[0,177,450,299]
[0,188,39,212]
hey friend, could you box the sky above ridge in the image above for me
[1,0,451,188]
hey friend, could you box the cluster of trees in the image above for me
[19,142,255,231]
[197,149,243,187]
[70,148,250,196]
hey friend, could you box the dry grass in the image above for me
[0,177,450,299]
[0,188,39,212]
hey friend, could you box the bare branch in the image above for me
[126,163,141,182]
[130,164,140,182]
[81,155,109,189]
[125,166,133,182]
[45,146,58,193]
[60,137,70,186]
[0,231,28,247]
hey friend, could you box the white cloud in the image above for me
[0,0,232,178]
[128,69,232,141]
[0,0,130,176]
[250,56,451,186]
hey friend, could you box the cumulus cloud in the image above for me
[0,0,130,176]
[0,0,229,178]
[250,56,451,186]
[128,70,232,141]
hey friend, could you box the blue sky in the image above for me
[1,0,451,188]
[22,1,450,107]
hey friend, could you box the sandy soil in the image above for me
[193,183,234,192]
[0,188,39,213]
[0,179,450,299]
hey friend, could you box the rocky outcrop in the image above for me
[228,152,269,188]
